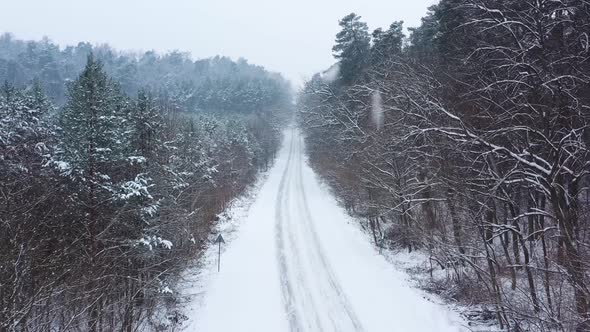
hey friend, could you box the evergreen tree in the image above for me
[56,53,126,181]
[24,79,53,112]
[407,5,440,62]
[129,90,162,162]
[332,13,371,84]
[53,54,131,330]
[371,21,404,65]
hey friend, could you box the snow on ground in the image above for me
[383,249,502,332]
[182,128,471,332]
[177,161,272,324]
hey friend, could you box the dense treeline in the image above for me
[0,33,291,112]
[299,2,590,331]
[0,37,291,330]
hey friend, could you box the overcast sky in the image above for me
[0,0,437,87]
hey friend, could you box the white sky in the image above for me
[0,0,437,87]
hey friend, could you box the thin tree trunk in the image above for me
[479,217,508,330]
[447,189,465,255]
[538,195,553,315]
[551,180,589,329]
[500,230,517,290]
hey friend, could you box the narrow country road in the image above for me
[185,128,468,332]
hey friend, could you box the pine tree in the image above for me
[54,54,130,331]
[371,21,404,65]
[126,90,162,226]
[25,79,53,112]
[129,90,162,163]
[407,5,440,61]
[332,13,371,84]
[56,53,126,180]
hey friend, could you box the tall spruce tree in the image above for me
[57,53,126,181]
[54,54,130,330]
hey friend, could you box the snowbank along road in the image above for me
[185,128,469,332]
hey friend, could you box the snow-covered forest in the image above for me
[2,1,590,331]
[299,2,590,331]
[0,34,291,112]
[0,35,292,331]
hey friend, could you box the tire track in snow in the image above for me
[275,130,300,331]
[283,141,325,331]
[293,134,365,332]
[275,129,323,332]
[276,130,364,332]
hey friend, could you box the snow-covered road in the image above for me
[184,129,469,332]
